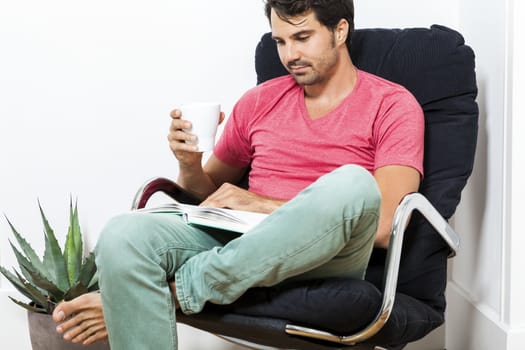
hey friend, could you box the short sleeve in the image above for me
[213,95,253,168]
[374,91,425,176]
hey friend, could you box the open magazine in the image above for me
[138,202,269,234]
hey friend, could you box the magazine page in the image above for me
[138,203,268,233]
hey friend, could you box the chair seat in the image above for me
[208,278,382,334]
[178,312,373,349]
[177,277,443,349]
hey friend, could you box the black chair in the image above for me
[132,25,478,349]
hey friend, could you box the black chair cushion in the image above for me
[216,278,382,334]
[178,281,441,349]
[255,24,478,306]
[357,25,478,309]
[178,25,478,348]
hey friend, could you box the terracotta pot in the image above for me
[27,311,110,350]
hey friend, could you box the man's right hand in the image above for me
[167,109,226,167]
[167,109,204,167]
[168,108,231,200]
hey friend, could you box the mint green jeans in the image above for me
[95,164,381,349]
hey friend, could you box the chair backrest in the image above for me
[255,25,478,309]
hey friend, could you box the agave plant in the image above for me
[0,199,98,314]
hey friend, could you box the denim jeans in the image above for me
[95,164,381,349]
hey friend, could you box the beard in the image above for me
[286,36,339,86]
[288,57,337,86]
[287,61,322,86]
[292,70,322,86]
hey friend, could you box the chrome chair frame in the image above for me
[284,192,458,345]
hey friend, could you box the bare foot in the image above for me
[52,292,108,345]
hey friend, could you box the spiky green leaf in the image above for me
[13,271,49,308]
[63,281,88,301]
[0,266,37,302]
[39,201,69,291]
[19,265,46,295]
[71,202,83,259]
[64,199,83,286]
[8,240,38,285]
[79,252,97,288]
[2,199,94,314]
[5,216,51,282]
[8,297,47,313]
[23,265,64,302]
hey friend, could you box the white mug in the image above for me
[180,102,221,152]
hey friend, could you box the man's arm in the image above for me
[168,108,284,212]
[176,153,248,201]
[199,153,286,213]
[373,165,421,249]
[168,109,247,200]
[200,180,287,214]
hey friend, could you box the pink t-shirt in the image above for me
[214,70,424,200]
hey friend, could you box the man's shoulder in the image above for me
[356,69,419,104]
[357,70,406,91]
[249,74,296,94]
[238,74,298,107]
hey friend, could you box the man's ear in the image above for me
[335,19,349,46]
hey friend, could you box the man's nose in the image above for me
[282,43,300,63]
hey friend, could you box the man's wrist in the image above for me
[177,165,217,200]
[260,197,286,214]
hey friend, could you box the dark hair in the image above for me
[264,0,355,48]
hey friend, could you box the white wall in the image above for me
[0,0,519,349]
[0,1,267,348]
[507,1,525,345]
[450,0,507,318]
[445,0,525,348]
[508,0,525,328]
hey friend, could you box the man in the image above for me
[52,0,423,348]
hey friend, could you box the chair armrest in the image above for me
[131,177,201,210]
[285,192,460,345]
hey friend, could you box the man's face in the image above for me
[270,9,340,86]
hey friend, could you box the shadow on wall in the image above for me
[448,76,489,349]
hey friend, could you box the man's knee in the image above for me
[95,212,162,270]
[315,165,381,211]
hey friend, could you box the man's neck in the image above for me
[304,54,358,119]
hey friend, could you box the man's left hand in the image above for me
[200,183,285,214]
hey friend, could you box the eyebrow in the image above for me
[272,29,315,41]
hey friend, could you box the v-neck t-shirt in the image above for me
[214,70,424,200]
